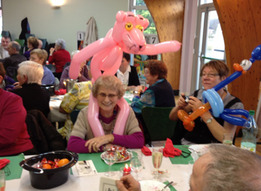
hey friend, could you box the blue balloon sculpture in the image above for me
[202,44,261,127]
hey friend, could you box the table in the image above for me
[48,95,67,123]
[4,147,192,191]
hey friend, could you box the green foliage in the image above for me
[135,0,146,6]
[136,10,157,34]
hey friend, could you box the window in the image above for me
[0,0,2,37]
[192,0,225,90]
[129,0,157,35]
[129,0,160,85]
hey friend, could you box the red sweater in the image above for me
[0,89,33,156]
[48,49,71,73]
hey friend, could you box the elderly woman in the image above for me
[23,36,39,60]
[131,60,175,144]
[11,61,50,117]
[169,60,244,144]
[48,39,71,80]
[30,49,55,85]
[131,59,175,114]
[0,62,34,156]
[67,75,144,153]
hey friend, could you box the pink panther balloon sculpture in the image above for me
[69,11,181,137]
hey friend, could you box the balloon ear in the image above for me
[116,11,126,22]
[142,18,149,29]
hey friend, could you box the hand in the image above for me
[187,96,203,111]
[116,174,141,191]
[13,82,22,89]
[177,93,189,109]
[85,134,114,152]
[49,47,55,55]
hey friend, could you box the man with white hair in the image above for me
[116,144,261,191]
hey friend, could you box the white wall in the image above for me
[2,0,128,54]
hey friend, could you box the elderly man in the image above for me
[0,35,11,59]
[1,41,26,80]
[116,144,261,191]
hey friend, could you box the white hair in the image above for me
[55,38,66,49]
[18,61,43,84]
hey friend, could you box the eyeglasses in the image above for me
[201,73,219,78]
[98,93,118,99]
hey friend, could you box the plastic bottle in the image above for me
[241,110,258,152]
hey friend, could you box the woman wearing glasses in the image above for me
[67,75,144,153]
[169,60,244,144]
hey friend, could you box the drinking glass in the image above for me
[103,150,117,177]
[152,148,163,180]
[130,155,143,180]
[0,170,5,191]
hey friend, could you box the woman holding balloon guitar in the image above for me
[169,60,244,144]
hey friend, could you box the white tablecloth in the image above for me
[48,95,67,123]
[5,149,191,191]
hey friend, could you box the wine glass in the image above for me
[152,148,163,180]
[130,155,143,180]
[103,150,118,177]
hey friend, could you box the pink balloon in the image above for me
[139,41,182,55]
[69,11,182,137]
[87,94,105,137]
[69,38,114,79]
[113,98,130,135]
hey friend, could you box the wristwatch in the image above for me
[206,117,213,124]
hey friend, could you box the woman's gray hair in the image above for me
[92,75,125,99]
[55,38,66,49]
[202,144,261,191]
[18,61,43,85]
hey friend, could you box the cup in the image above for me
[152,148,163,180]
[223,133,233,145]
[0,170,5,191]
[64,79,76,93]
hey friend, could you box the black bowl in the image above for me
[20,150,78,189]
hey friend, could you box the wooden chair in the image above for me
[141,107,177,145]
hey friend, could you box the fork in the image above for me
[161,181,173,191]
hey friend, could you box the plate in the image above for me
[140,180,170,191]
[100,150,132,164]
[188,144,209,157]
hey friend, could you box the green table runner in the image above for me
[169,145,193,165]
[0,153,24,180]
[163,180,177,191]
[78,151,137,173]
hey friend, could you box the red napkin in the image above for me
[141,146,152,156]
[55,89,66,95]
[0,158,10,169]
[163,138,182,158]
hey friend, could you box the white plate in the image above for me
[188,144,209,157]
[100,150,132,164]
[140,180,170,191]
